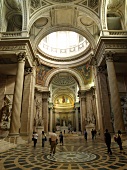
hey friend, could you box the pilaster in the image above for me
[78,90,87,132]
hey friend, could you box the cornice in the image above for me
[0,38,37,67]
[94,37,127,66]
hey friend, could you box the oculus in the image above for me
[38,31,89,58]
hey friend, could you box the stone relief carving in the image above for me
[31,0,40,9]
[0,45,26,51]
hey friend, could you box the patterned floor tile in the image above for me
[0,135,127,170]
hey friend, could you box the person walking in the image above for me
[42,131,46,147]
[59,131,63,146]
[104,129,112,155]
[91,129,95,140]
[49,130,58,157]
[94,129,97,139]
[84,129,87,141]
[116,130,123,153]
[32,132,38,148]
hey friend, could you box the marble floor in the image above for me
[0,134,127,170]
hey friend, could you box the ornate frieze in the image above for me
[49,0,76,2]
[0,45,26,51]
[95,38,127,66]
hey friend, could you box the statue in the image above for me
[37,116,44,126]
[85,115,96,125]
[0,104,11,130]
[63,120,66,126]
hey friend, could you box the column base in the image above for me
[8,133,19,137]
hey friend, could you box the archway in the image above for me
[48,71,81,133]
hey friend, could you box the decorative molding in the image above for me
[94,38,127,66]
[101,0,107,29]
[0,45,26,51]
[21,0,28,30]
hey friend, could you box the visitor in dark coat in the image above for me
[104,129,112,155]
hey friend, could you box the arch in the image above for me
[34,25,96,51]
[28,5,101,32]
[44,68,85,90]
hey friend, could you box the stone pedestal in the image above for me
[85,123,95,139]
[61,126,68,134]
[36,126,44,137]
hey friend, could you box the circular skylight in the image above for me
[38,31,89,57]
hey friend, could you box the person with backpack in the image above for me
[32,132,38,148]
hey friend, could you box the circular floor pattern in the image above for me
[46,151,97,162]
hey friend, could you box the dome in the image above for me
[38,31,90,58]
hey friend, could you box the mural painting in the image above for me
[55,95,72,105]
[36,64,52,85]
[77,62,92,85]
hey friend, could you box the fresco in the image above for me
[54,95,74,108]
[36,65,52,85]
[55,95,72,104]
[77,62,92,85]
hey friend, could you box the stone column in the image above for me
[93,66,105,138]
[20,67,35,138]
[97,67,113,132]
[75,103,79,132]
[49,103,53,132]
[78,91,87,133]
[9,52,26,136]
[105,52,124,132]
[42,91,50,133]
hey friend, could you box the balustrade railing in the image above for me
[102,30,127,36]
[39,40,89,57]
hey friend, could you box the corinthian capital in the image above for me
[17,52,26,62]
[25,67,33,74]
[104,51,115,62]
